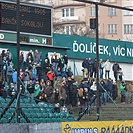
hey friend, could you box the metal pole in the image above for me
[95,3,101,121]
[17,0,21,123]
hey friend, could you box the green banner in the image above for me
[0,31,16,43]
[0,31,52,45]
[53,34,133,63]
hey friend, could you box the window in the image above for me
[62,8,74,17]
[124,24,133,34]
[108,7,116,16]
[108,24,117,34]
[90,7,100,17]
[64,26,72,35]
[90,7,95,17]
[123,6,133,16]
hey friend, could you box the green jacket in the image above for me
[120,83,126,91]
[34,85,40,97]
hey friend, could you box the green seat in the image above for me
[20,118,26,123]
[1,118,7,123]
[42,113,48,118]
[28,118,34,123]
[39,118,47,123]
[33,118,40,123]
[48,113,54,118]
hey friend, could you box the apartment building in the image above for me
[24,0,133,42]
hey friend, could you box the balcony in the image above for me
[61,16,79,21]
[53,16,85,26]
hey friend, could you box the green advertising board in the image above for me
[0,31,52,45]
[53,34,133,63]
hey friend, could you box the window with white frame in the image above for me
[124,24,133,34]
[62,8,74,17]
[64,26,72,35]
[123,6,133,16]
[108,7,116,16]
[90,7,95,17]
[90,7,100,17]
[108,24,117,34]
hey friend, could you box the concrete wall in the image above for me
[0,123,62,133]
[68,59,133,81]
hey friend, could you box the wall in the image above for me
[0,123,62,133]
[68,59,133,81]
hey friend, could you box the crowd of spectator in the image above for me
[0,49,133,109]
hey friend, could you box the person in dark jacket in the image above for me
[19,51,24,70]
[69,80,78,107]
[112,62,120,81]
[82,57,89,78]
[100,80,108,105]
[112,81,118,101]
[63,54,68,68]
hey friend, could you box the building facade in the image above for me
[25,0,133,42]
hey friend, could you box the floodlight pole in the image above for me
[17,0,21,123]
[95,3,101,121]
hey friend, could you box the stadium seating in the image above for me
[0,96,76,123]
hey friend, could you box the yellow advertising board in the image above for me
[62,121,133,133]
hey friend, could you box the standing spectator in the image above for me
[112,62,120,81]
[58,55,65,70]
[112,81,118,101]
[27,80,34,97]
[93,58,97,78]
[53,77,60,104]
[63,54,68,68]
[44,53,50,65]
[104,59,111,79]
[43,59,51,75]
[12,68,17,91]
[23,68,30,89]
[34,49,42,66]
[31,65,37,83]
[66,66,73,77]
[39,79,46,91]
[100,80,108,105]
[26,55,33,70]
[7,62,14,84]
[88,58,94,78]
[58,79,67,107]
[55,67,62,79]
[127,81,133,103]
[120,81,127,103]
[51,52,59,72]
[27,50,34,62]
[99,59,104,79]
[2,57,8,81]
[44,80,53,103]
[20,68,24,81]
[118,68,123,81]
[19,51,24,70]
[69,80,78,107]
[6,49,12,63]
[90,81,97,106]
[82,57,89,78]
[1,50,6,60]
[47,68,56,87]
[34,81,41,103]
[106,78,113,102]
